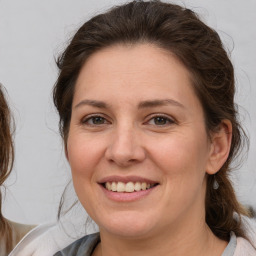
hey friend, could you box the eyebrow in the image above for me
[74,99,109,109]
[138,99,185,109]
[74,98,185,110]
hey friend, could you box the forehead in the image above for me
[74,43,200,110]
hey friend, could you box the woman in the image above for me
[0,85,35,255]
[50,1,256,255]
[10,1,255,255]
[51,1,256,255]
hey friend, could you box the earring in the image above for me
[213,176,219,190]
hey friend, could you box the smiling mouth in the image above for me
[103,181,158,193]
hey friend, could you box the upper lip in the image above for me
[98,175,159,184]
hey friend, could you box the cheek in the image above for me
[67,135,103,175]
[151,136,207,168]
[67,136,101,206]
[149,132,209,187]
[151,136,208,213]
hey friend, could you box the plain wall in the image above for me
[0,0,255,225]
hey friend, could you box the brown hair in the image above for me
[53,0,250,241]
[0,85,14,253]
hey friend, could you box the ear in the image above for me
[206,120,232,175]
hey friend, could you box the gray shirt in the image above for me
[53,232,237,256]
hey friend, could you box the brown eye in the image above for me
[147,115,174,126]
[91,116,105,124]
[82,116,108,125]
[154,117,168,125]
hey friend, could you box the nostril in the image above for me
[128,158,138,162]
[106,147,146,164]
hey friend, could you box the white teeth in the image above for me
[134,182,141,191]
[112,182,117,192]
[141,182,147,190]
[105,181,155,192]
[125,182,134,193]
[106,182,111,190]
[116,182,125,192]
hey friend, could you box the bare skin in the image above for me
[92,228,227,256]
[92,200,227,256]
[68,44,232,256]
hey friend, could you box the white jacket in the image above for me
[234,217,256,255]
[8,218,93,256]
[9,217,256,256]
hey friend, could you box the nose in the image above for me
[105,126,146,167]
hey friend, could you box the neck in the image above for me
[93,220,227,256]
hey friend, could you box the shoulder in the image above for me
[9,222,85,256]
[54,233,100,256]
[0,220,35,256]
[234,217,256,256]
[234,237,256,255]
[8,220,36,244]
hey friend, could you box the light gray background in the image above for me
[0,0,255,225]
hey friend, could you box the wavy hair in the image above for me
[0,85,14,253]
[53,0,250,241]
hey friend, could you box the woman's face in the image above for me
[67,44,213,238]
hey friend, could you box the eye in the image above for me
[82,115,109,125]
[147,115,175,126]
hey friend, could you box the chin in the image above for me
[96,211,156,238]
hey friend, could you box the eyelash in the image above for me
[81,114,110,126]
[145,114,175,126]
[81,114,176,127]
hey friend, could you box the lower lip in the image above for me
[100,185,158,202]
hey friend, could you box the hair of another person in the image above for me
[0,85,14,253]
[53,0,250,241]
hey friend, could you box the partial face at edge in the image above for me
[66,44,215,238]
